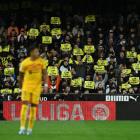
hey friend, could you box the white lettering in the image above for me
[57,104,69,120]
[71,104,84,120]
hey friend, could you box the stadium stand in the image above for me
[0,1,140,101]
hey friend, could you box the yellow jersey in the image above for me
[19,57,46,92]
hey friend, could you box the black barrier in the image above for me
[1,94,140,102]
[0,101,3,120]
[117,102,140,120]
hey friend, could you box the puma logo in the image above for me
[129,96,139,102]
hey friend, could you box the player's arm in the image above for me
[19,72,24,89]
[19,61,26,89]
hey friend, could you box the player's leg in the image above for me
[19,91,30,135]
[27,93,40,135]
[27,103,37,135]
[18,101,29,134]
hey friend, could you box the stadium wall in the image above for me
[1,94,140,120]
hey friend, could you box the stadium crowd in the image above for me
[0,8,140,98]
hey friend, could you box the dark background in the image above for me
[0,0,140,14]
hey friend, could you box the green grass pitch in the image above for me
[0,121,140,140]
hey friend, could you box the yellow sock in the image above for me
[20,104,28,129]
[28,106,37,130]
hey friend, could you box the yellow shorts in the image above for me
[21,90,41,105]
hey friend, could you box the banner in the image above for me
[60,43,72,52]
[82,55,94,63]
[2,45,10,52]
[129,77,140,85]
[4,68,14,75]
[1,89,12,94]
[40,25,50,32]
[122,69,131,75]
[51,28,62,36]
[97,60,108,66]
[94,65,105,73]
[121,82,131,89]
[73,48,84,56]
[71,78,82,87]
[85,15,96,23]
[3,101,116,121]
[61,71,72,79]
[84,81,95,89]
[28,28,39,37]
[84,45,95,54]
[132,63,140,71]
[13,88,20,94]
[0,55,14,67]
[3,94,140,102]
[47,66,59,76]
[50,17,61,25]
[126,51,137,58]
[42,36,52,44]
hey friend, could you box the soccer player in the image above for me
[18,46,48,135]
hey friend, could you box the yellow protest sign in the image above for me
[28,28,39,37]
[14,88,20,94]
[51,28,62,36]
[40,24,50,32]
[137,54,140,61]
[84,45,95,54]
[1,89,12,94]
[47,66,58,76]
[97,59,108,66]
[129,77,140,85]
[71,77,82,87]
[60,43,72,52]
[84,81,95,89]
[85,15,96,23]
[0,57,8,66]
[61,71,72,79]
[50,17,61,25]
[42,36,52,44]
[126,51,137,58]
[94,65,105,73]
[121,83,131,89]
[71,79,78,87]
[4,68,14,75]
[3,45,10,52]
[69,58,73,64]
[82,55,94,63]
[132,63,140,71]
[122,69,131,75]
[73,48,84,55]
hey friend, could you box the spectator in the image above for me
[0,5,139,99]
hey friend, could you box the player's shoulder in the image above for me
[38,57,46,63]
[21,57,30,65]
